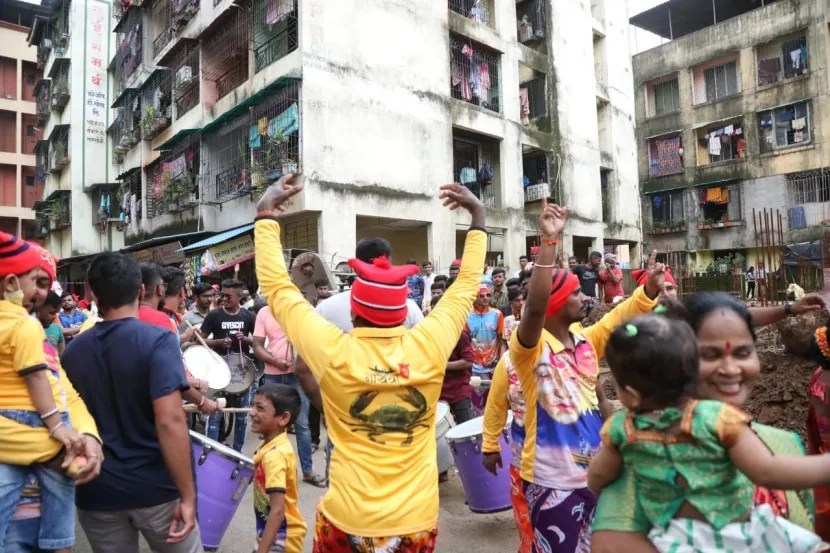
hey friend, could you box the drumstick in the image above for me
[184,320,227,365]
[182,397,228,412]
[470,376,492,389]
[183,406,252,413]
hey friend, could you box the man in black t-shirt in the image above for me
[572,251,602,299]
[198,278,256,452]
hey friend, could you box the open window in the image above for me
[758,101,811,153]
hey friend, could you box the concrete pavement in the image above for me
[73,429,518,552]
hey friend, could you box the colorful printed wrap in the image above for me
[467,307,504,373]
[312,510,437,553]
[508,286,656,490]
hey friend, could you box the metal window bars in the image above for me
[146,133,201,217]
[139,69,173,140]
[149,0,174,59]
[162,40,200,119]
[52,0,71,52]
[112,7,144,99]
[35,80,51,125]
[34,140,49,182]
[202,5,251,101]
[252,0,298,73]
[450,37,501,113]
[452,137,497,208]
[48,126,70,173]
[202,114,251,203]
[516,0,545,43]
[171,0,200,30]
[110,90,142,161]
[448,0,490,27]
[49,59,70,113]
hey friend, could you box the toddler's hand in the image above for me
[52,425,85,455]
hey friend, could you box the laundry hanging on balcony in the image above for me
[249,103,299,149]
[701,187,729,205]
[266,0,294,26]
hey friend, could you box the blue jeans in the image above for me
[260,373,314,475]
[206,384,255,453]
[0,411,75,550]
[6,517,47,553]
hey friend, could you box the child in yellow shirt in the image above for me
[250,383,307,553]
[0,233,84,552]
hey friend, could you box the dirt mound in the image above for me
[745,350,816,442]
[582,302,616,328]
[773,310,828,356]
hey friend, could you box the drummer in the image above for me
[138,263,218,415]
[254,177,485,550]
[198,278,256,453]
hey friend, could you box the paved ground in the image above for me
[74,428,518,553]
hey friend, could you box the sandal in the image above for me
[303,472,327,488]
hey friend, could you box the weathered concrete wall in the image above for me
[635,0,829,257]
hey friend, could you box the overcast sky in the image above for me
[628,0,670,54]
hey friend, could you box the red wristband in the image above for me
[256,210,277,218]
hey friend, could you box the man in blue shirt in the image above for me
[58,292,87,342]
[62,252,201,552]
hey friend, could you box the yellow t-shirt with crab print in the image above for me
[254,217,486,538]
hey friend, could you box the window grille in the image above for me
[450,36,501,113]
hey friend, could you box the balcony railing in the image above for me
[213,164,250,201]
[153,26,176,58]
[36,39,52,69]
[449,0,490,26]
[254,19,298,73]
[450,38,501,113]
[35,81,51,125]
[516,0,546,43]
[788,203,830,230]
[49,148,69,172]
[216,63,248,100]
[171,0,200,29]
[175,83,199,117]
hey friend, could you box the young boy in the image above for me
[250,383,307,553]
[0,233,84,552]
[37,291,65,354]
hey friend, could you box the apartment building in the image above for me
[27,0,123,269]
[28,0,641,279]
[631,0,830,274]
[0,1,49,240]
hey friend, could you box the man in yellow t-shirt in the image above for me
[254,176,486,550]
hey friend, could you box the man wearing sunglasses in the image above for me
[467,285,505,415]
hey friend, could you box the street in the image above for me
[73,429,518,553]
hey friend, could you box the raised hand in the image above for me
[539,198,567,239]
[643,250,666,300]
[438,183,484,213]
[256,173,304,213]
[792,293,827,315]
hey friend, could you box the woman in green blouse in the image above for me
[591,292,816,553]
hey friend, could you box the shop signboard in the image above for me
[207,234,255,272]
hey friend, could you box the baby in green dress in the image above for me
[587,313,830,552]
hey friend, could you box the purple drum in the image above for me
[190,431,254,550]
[446,413,513,513]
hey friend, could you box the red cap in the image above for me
[545,269,581,318]
[27,242,56,285]
[450,259,462,268]
[478,285,491,295]
[348,256,419,327]
[0,232,47,281]
[633,267,676,286]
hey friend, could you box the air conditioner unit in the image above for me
[175,66,193,89]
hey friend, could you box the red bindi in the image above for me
[724,341,732,353]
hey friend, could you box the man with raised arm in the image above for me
[254,175,485,551]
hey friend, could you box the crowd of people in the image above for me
[3,173,830,553]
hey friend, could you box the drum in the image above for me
[183,345,231,390]
[435,401,454,473]
[190,431,254,550]
[225,352,256,394]
[446,412,513,514]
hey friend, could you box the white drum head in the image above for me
[445,412,513,442]
[189,430,253,466]
[436,401,450,422]
[183,346,231,390]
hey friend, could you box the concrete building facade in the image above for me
[28,0,124,265]
[30,0,641,277]
[631,0,830,274]
[0,2,49,240]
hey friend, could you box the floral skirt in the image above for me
[649,504,828,553]
[312,510,437,553]
[522,481,595,553]
[509,465,532,553]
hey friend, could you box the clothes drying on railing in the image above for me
[248,103,299,149]
[265,0,294,26]
[451,43,493,108]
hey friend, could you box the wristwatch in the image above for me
[784,302,794,316]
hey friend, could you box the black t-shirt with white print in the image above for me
[200,307,255,356]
